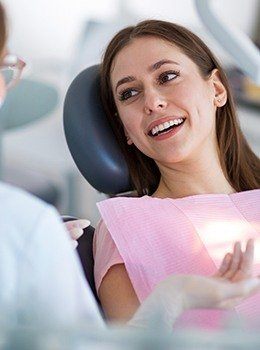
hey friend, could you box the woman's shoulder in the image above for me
[97,195,153,211]
[94,218,110,242]
[96,189,260,219]
[93,219,115,259]
[96,195,177,218]
[230,188,260,200]
[98,189,260,205]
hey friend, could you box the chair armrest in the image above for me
[61,215,102,310]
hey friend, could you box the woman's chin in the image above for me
[155,153,191,166]
[155,144,192,163]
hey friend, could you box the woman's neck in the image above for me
[153,150,235,199]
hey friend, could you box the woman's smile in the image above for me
[147,116,186,140]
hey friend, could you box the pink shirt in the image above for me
[93,190,260,329]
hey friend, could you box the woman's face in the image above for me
[110,36,226,166]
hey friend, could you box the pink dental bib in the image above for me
[96,190,260,329]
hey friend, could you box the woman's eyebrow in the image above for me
[116,75,135,92]
[115,59,179,92]
[149,59,180,71]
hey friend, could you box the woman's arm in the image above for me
[128,274,260,330]
[129,239,259,330]
[99,239,257,324]
[99,264,140,322]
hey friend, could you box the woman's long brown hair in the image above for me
[100,20,260,196]
[0,2,6,55]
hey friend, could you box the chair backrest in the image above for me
[63,64,132,195]
[63,65,136,313]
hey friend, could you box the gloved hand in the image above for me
[129,274,260,330]
[64,219,91,248]
[129,239,260,329]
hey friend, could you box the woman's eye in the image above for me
[119,89,138,101]
[159,71,179,84]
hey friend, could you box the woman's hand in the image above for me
[64,219,90,248]
[182,275,260,311]
[214,239,254,282]
[129,240,259,329]
[129,274,260,329]
[183,239,258,310]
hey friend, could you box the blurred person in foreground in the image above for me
[0,2,260,332]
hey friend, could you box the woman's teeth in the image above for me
[151,118,185,136]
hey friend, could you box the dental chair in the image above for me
[63,65,132,308]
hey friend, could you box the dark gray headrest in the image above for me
[63,65,131,194]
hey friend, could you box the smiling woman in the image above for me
[100,21,260,196]
[93,20,260,329]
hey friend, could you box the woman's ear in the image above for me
[210,69,227,107]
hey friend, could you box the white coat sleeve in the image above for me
[1,205,104,329]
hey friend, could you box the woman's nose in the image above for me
[143,89,167,115]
